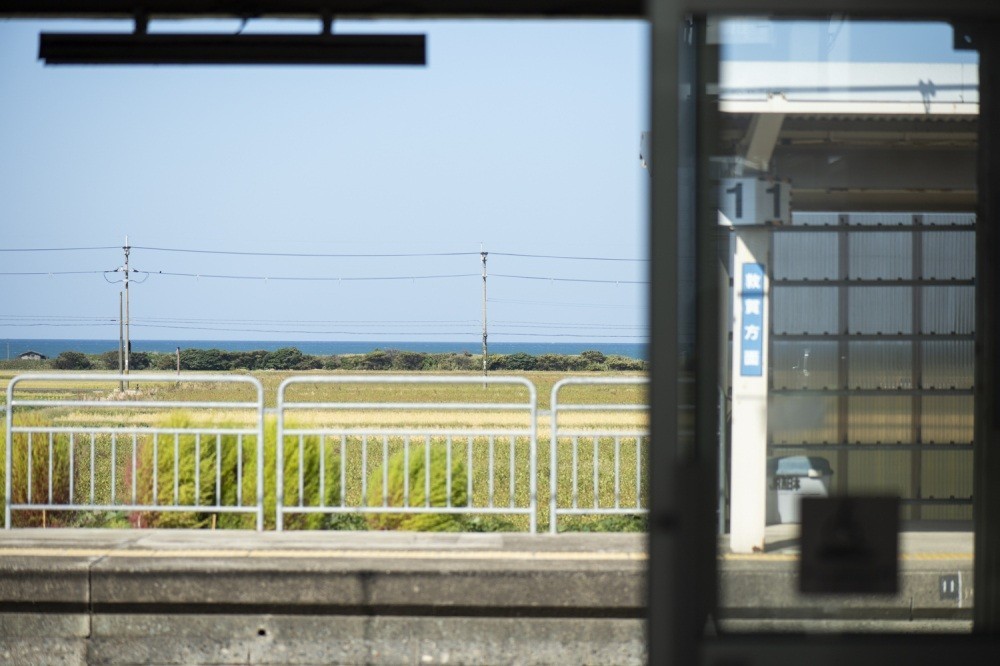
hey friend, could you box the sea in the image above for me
[3,339,648,361]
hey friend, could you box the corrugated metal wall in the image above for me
[766,211,975,520]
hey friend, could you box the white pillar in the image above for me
[729,229,770,553]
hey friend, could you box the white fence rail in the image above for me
[4,373,265,530]
[549,377,650,533]
[3,373,654,532]
[276,375,538,532]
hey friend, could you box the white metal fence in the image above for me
[549,377,650,533]
[3,373,654,532]
[4,373,265,530]
[276,375,538,531]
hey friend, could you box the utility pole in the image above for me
[481,247,488,385]
[124,236,131,389]
[118,292,124,392]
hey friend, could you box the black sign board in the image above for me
[799,496,899,595]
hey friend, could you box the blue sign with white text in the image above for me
[740,263,765,377]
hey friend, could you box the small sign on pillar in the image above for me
[740,263,765,377]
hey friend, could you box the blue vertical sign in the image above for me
[740,263,765,377]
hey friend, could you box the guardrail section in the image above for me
[4,374,265,530]
[549,377,649,533]
[276,376,538,531]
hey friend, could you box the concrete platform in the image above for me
[719,524,974,624]
[0,527,975,665]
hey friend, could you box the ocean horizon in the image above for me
[2,339,648,361]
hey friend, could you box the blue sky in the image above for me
[0,18,651,344]
[0,18,976,344]
[721,20,976,63]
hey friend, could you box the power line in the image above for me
[133,246,644,261]
[492,273,649,285]
[1,316,643,336]
[134,270,479,282]
[138,320,478,329]
[489,297,633,309]
[0,322,117,328]
[132,246,479,258]
[0,315,117,321]
[2,314,643,329]
[0,246,118,252]
[0,268,645,284]
[0,315,118,326]
[491,251,647,262]
[0,321,644,337]
[0,244,648,342]
[133,317,480,326]
[486,332,647,339]
[493,321,644,330]
[0,244,647,262]
[130,323,645,338]
[133,323,482,335]
[0,270,111,276]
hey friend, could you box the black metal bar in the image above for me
[771,388,973,396]
[902,497,974,505]
[7,0,1000,21]
[646,6,683,665]
[39,33,426,65]
[769,224,976,232]
[837,218,850,494]
[775,333,974,341]
[694,12,721,643]
[912,214,925,520]
[771,443,974,451]
[774,278,975,287]
[974,21,1000,633]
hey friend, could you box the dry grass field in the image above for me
[0,369,649,531]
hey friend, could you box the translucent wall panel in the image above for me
[922,341,974,389]
[848,286,912,334]
[845,449,912,496]
[772,286,838,334]
[922,286,974,334]
[771,341,838,390]
[773,233,838,280]
[768,395,837,445]
[848,341,912,390]
[847,396,911,443]
[921,396,974,444]
[849,232,911,280]
[921,504,973,521]
[923,231,974,280]
[921,450,973,501]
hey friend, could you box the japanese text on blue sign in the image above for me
[740,263,765,377]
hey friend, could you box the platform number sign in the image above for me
[940,574,960,601]
[740,263,765,377]
[719,178,791,226]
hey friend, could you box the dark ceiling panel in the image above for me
[0,1,644,19]
[39,32,427,65]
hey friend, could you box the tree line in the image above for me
[15,347,646,373]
